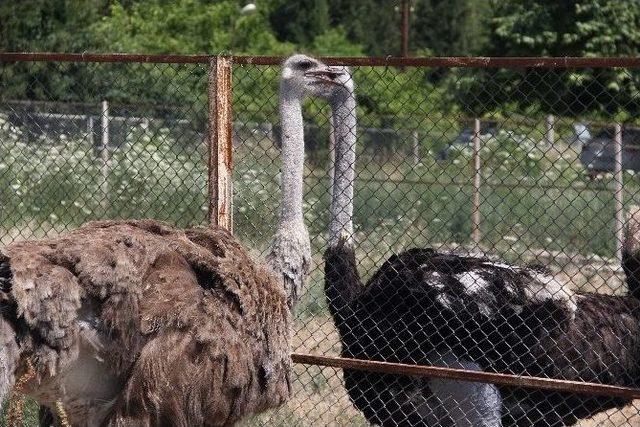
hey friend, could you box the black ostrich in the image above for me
[320,65,640,426]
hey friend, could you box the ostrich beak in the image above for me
[305,67,345,86]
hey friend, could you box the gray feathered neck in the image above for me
[265,80,312,310]
[328,88,357,248]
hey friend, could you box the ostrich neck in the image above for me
[265,87,311,310]
[324,86,362,329]
[277,92,305,224]
[328,91,357,247]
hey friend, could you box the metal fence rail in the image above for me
[4,52,640,67]
[2,53,640,426]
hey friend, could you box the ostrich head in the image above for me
[279,54,345,99]
[316,65,355,98]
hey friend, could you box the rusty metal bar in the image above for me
[207,56,233,231]
[4,52,640,68]
[0,52,211,64]
[291,353,640,399]
[472,118,481,245]
[614,123,624,263]
[307,171,615,193]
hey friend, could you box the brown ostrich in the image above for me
[0,54,335,426]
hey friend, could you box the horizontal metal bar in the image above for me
[0,52,211,64]
[291,353,640,399]
[1,98,193,111]
[2,53,640,68]
[298,56,640,68]
[0,109,192,125]
[307,171,615,193]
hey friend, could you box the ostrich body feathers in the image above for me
[326,244,640,426]
[0,219,291,426]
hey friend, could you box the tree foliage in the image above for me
[2,0,640,118]
[269,0,330,45]
[462,0,640,117]
[0,0,105,52]
[491,0,640,57]
[413,0,491,55]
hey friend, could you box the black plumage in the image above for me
[326,239,640,426]
[320,62,640,426]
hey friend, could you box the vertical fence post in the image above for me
[208,56,234,232]
[100,100,110,211]
[545,114,555,145]
[143,117,150,137]
[472,118,482,245]
[614,123,624,264]
[87,116,94,146]
[411,130,420,166]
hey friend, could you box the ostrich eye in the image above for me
[296,60,313,70]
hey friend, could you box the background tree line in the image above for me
[1,0,640,123]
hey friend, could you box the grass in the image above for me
[1,397,39,427]
[3,115,640,425]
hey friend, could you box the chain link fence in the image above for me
[2,54,640,426]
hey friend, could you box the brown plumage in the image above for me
[1,219,291,426]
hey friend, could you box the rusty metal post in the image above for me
[208,56,234,231]
[615,123,624,263]
[472,118,482,245]
[401,0,411,58]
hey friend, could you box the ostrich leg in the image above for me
[0,318,18,404]
[427,352,501,427]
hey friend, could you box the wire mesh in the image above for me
[2,55,640,426]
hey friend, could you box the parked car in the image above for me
[436,121,498,160]
[578,125,640,177]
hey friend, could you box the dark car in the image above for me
[579,126,640,176]
[436,121,498,161]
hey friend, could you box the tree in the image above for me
[412,0,491,55]
[491,0,640,57]
[327,0,401,56]
[0,0,106,52]
[268,0,330,45]
[0,0,113,103]
[461,0,640,117]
